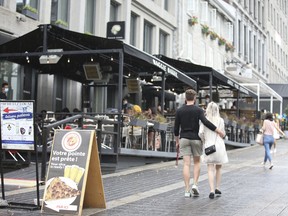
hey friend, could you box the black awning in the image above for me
[0,24,196,91]
[156,55,257,98]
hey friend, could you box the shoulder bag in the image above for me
[256,132,263,145]
[204,125,219,155]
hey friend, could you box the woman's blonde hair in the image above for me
[206,102,220,125]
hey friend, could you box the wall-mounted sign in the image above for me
[106,21,125,39]
[42,130,106,215]
[0,101,35,150]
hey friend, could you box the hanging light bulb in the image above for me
[25,51,29,63]
[111,56,114,61]
[91,57,94,62]
[128,73,131,77]
[67,58,70,63]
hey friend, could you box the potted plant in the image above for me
[225,42,235,52]
[22,4,38,20]
[152,114,168,131]
[209,31,218,40]
[54,19,69,29]
[201,24,210,36]
[218,36,226,46]
[188,16,198,26]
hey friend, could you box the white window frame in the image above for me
[187,0,199,15]
[187,33,193,61]
[200,1,208,23]
[209,9,217,29]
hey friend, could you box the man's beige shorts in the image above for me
[180,138,203,157]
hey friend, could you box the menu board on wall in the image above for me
[42,130,106,215]
[0,101,35,150]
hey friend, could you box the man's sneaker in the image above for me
[269,164,274,169]
[184,191,191,198]
[191,184,200,197]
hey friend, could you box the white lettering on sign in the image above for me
[152,59,178,78]
[167,67,178,78]
[153,59,167,71]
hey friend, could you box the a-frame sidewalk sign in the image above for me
[42,129,106,215]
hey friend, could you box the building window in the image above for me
[164,0,168,11]
[84,0,95,34]
[110,1,119,21]
[200,1,208,23]
[130,13,138,46]
[159,30,168,55]
[51,0,69,27]
[16,0,39,19]
[187,33,193,61]
[209,9,216,29]
[249,30,252,63]
[238,20,241,55]
[187,0,199,14]
[143,21,153,54]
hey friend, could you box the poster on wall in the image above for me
[42,130,106,215]
[0,100,35,150]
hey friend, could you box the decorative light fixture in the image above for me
[225,59,252,75]
[67,58,70,63]
[225,59,251,68]
[91,57,94,62]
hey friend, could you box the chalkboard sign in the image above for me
[42,130,106,215]
[0,101,35,150]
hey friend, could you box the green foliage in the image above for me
[55,19,69,27]
[23,4,38,14]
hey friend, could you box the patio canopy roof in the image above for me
[156,55,257,98]
[0,24,196,92]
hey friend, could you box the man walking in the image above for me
[174,89,224,197]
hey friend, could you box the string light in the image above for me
[67,58,70,63]
[25,51,29,63]
[91,57,93,62]
[111,56,114,61]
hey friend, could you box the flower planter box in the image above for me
[22,9,38,20]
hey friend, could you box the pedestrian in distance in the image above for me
[261,113,285,169]
[0,82,9,100]
[174,89,225,198]
[198,102,228,199]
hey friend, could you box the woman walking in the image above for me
[261,113,285,169]
[199,102,228,199]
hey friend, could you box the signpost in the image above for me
[42,130,106,215]
[0,100,40,209]
[0,101,35,150]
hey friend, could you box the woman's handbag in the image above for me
[204,127,219,156]
[256,133,263,145]
[205,144,216,155]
